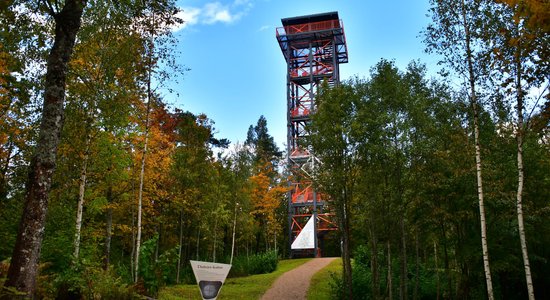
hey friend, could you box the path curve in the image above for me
[261,257,337,300]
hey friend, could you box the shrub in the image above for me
[44,262,136,299]
[328,245,442,299]
[229,250,278,277]
[329,271,344,300]
[138,235,180,296]
[327,245,372,300]
[248,250,278,274]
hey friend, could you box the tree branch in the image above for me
[42,0,57,16]
[525,81,549,130]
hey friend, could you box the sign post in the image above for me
[190,261,232,300]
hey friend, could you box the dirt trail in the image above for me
[260,257,337,300]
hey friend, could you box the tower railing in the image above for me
[276,19,343,37]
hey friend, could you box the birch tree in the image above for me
[131,0,183,282]
[425,0,495,298]
[490,2,549,298]
[67,2,146,262]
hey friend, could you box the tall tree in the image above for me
[131,0,183,282]
[425,0,496,298]
[490,2,549,298]
[245,115,282,170]
[0,3,47,261]
[245,115,285,253]
[3,0,86,296]
[65,1,146,262]
[171,111,215,266]
[310,81,365,299]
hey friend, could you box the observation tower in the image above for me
[276,12,348,257]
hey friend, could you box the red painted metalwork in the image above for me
[276,19,342,37]
[277,11,348,258]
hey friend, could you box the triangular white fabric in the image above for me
[190,260,232,300]
[291,216,315,249]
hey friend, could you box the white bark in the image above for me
[177,210,183,283]
[516,127,534,299]
[135,10,157,282]
[230,204,237,265]
[134,97,150,282]
[73,136,90,261]
[515,54,535,300]
[460,1,494,298]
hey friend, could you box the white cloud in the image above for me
[257,25,270,32]
[204,2,234,24]
[174,7,201,31]
[173,0,253,31]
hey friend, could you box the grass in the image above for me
[158,258,312,300]
[307,258,342,300]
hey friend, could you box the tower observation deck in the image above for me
[276,12,348,257]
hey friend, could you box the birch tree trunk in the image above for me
[177,209,183,283]
[134,21,155,279]
[0,142,13,200]
[460,1,494,298]
[134,92,150,282]
[73,133,91,261]
[103,185,113,270]
[230,204,237,265]
[514,51,535,300]
[3,1,85,296]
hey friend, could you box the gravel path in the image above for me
[260,257,337,300]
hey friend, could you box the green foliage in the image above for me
[38,262,136,299]
[229,250,278,277]
[0,198,22,260]
[307,258,342,300]
[248,250,278,275]
[351,246,372,299]
[245,115,282,169]
[325,247,441,300]
[138,235,180,296]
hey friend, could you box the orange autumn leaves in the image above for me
[249,163,289,237]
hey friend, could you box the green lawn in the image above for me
[307,258,341,300]
[158,258,311,300]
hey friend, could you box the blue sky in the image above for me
[168,0,437,150]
